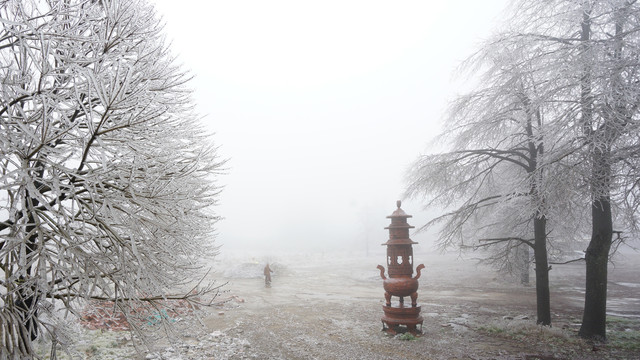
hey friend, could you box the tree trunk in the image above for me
[533,214,551,325]
[19,210,40,341]
[579,196,612,340]
[576,2,613,341]
[15,171,42,341]
[519,244,530,286]
[578,1,631,341]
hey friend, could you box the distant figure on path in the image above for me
[264,263,274,287]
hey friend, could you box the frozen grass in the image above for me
[476,316,640,358]
[477,318,587,358]
[478,318,575,340]
[607,316,640,352]
[33,329,135,359]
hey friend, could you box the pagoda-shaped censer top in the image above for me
[383,200,418,246]
[382,200,419,277]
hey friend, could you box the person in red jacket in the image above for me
[264,263,274,287]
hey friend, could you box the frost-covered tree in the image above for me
[407,0,640,340]
[573,0,640,340]
[405,40,582,326]
[501,0,640,341]
[0,0,224,356]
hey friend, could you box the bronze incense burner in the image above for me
[376,200,424,335]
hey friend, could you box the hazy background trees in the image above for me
[406,0,640,340]
[0,0,224,356]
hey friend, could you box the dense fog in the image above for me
[151,0,510,254]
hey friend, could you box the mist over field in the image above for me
[2,0,639,358]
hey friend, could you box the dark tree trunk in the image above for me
[15,167,43,341]
[519,244,530,286]
[524,98,550,326]
[18,208,40,341]
[579,196,613,340]
[578,1,631,341]
[577,2,613,341]
[533,214,551,325]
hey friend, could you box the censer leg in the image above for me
[410,292,418,307]
[408,324,417,335]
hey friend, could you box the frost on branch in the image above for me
[0,0,225,355]
[404,0,640,333]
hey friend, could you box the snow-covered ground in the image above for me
[35,251,640,359]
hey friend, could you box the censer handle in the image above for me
[376,265,387,280]
[414,264,425,280]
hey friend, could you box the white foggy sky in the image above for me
[151,0,509,254]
